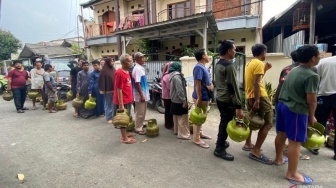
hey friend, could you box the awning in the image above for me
[113,12,218,40]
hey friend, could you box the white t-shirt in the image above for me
[132,63,150,102]
[316,56,336,96]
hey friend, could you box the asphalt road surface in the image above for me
[0,98,335,188]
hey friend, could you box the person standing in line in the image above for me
[243,43,273,165]
[30,59,44,110]
[7,60,29,113]
[113,54,136,144]
[88,60,105,117]
[214,40,243,161]
[169,62,190,139]
[274,50,310,160]
[312,55,336,159]
[70,59,83,95]
[161,61,174,130]
[98,58,116,123]
[132,52,150,135]
[43,64,58,113]
[274,45,320,185]
[76,61,93,119]
[99,59,105,70]
[192,49,213,149]
[70,59,83,116]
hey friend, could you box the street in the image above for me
[0,98,335,188]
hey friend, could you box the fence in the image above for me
[144,60,181,83]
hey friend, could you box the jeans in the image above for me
[12,86,27,110]
[315,94,336,154]
[216,100,235,149]
[104,93,114,120]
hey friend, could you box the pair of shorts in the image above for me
[246,97,273,124]
[276,101,308,142]
[46,90,58,103]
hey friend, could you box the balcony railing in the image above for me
[157,8,191,22]
[85,22,116,38]
[118,13,145,30]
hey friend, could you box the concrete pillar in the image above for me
[309,0,316,44]
[151,0,156,24]
[144,0,149,25]
[203,21,208,51]
[115,0,122,57]
[190,0,195,15]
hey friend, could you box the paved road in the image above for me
[0,98,335,188]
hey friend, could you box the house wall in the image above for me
[217,29,259,55]
[125,0,144,17]
[246,53,292,89]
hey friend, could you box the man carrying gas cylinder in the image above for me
[213,40,244,161]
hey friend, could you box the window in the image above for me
[168,1,190,20]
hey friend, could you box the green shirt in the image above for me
[214,59,242,109]
[279,66,319,115]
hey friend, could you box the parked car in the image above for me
[43,59,74,85]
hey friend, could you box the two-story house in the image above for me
[81,0,262,60]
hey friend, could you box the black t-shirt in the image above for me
[70,67,82,84]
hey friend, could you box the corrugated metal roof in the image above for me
[19,43,74,58]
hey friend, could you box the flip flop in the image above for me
[248,153,274,165]
[32,107,38,110]
[177,136,191,140]
[48,110,57,113]
[200,134,212,140]
[135,130,146,135]
[300,153,310,160]
[242,144,255,151]
[120,137,136,144]
[287,175,314,185]
[194,141,210,149]
[73,114,79,118]
[106,120,113,124]
[274,156,288,166]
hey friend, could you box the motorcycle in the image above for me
[148,74,165,114]
[0,75,8,95]
[56,83,71,102]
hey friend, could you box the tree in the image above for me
[0,29,21,60]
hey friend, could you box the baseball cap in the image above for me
[134,52,145,59]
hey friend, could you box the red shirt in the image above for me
[8,69,28,89]
[113,68,133,105]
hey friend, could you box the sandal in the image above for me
[32,107,38,110]
[106,120,113,124]
[287,175,314,185]
[274,156,288,166]
[73,113,79,118]
[194,141,210,149]
[299,153,310,160]
[200,134,212,140]
[120,137,136,144]
[242,144,255,151]
[135,130,146,135]
[48,110,57,113]
[248,153,274,165]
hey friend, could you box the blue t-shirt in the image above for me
[192,63,211,101]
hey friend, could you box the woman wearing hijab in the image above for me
[98,58,116,123]
[161,62,174,130]
[169,62,190,139]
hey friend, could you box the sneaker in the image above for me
[17,109,24,113]
[214,148,234,161]
[224,141,230,149]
